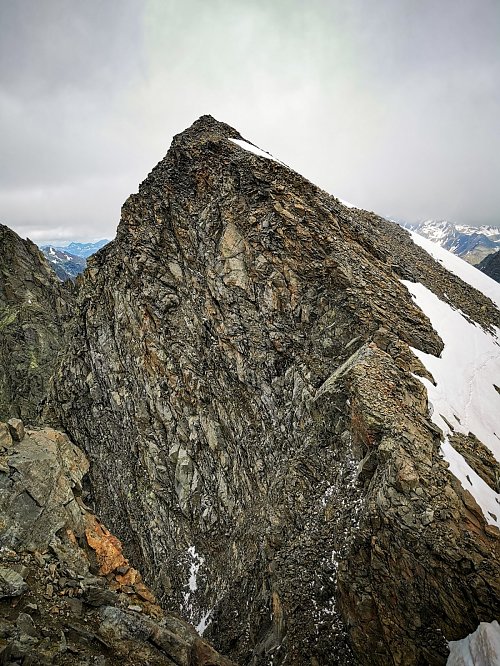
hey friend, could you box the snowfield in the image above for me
[410,230,500,309]
[401,237,500,526]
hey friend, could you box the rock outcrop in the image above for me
[478,249,500,284]
[47,116,500,665]
[0,225,72,423]
[0,419,233,665]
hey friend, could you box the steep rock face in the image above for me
[0,419,233,665]
[48,117,500,665]
[478,249,500,284]
[0,225,72,422]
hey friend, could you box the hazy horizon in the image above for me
[1,0,499,245]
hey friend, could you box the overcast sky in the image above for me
[1,0,499,245]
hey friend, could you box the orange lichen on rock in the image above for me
[84,514,158,605]
[84,514,128,575]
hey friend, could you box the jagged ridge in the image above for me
[46,116,500,665]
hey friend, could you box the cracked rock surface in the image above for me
[0,419,233,665]
[0,225,72,423]
[47,116,500,665]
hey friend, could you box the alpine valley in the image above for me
[1,116,499,666]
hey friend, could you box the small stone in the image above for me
[422,509,434,526]
[66,597,83,617]
[16,612,38,638]
[82,585,117,607]
[0,422,13,448]
[45,583,54,598]
[0,567,28,598]
[33,551,45,567]
[134,583,156,604]
[10,564,28,578]
[0,548,18,561]
[7,418,25,442]
[127,604,142,612]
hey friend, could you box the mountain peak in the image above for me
[47,115,500,665]
[172,114,243,147]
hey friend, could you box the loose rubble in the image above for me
[0,419,234,665]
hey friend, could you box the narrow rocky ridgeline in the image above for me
[47,116,500,665]
[0,419,233,665]
[0,225,72,423]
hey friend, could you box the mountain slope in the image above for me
[400,219,500,265]
[478,249,500,284]
[47,116,500,665]
[41,245,87,281]
[0,224,72,422]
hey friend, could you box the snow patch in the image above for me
[337,198,358,209]
[186,545,203,594]
[196,608,213,636]
[229,138,287,166]
[447,620,500,666]
[401,280,500,525]
[182,546,213,636]
[409,231,500,310]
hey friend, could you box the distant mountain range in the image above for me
[40,239,109,281]
[398,219,500,265]
[59,239,110,258]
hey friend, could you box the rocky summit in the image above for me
[0,225,72,423]
[42,116,500,665]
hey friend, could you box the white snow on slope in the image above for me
[186,545,203,593]
[402,280,500,525]
[447,620,500,666]
[182,546,213,636]
[338,198,358,209]
[229,138,275,161]
[410,230,500,309]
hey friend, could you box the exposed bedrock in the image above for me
[47,116,500,665]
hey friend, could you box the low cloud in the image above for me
[1,0,499,244]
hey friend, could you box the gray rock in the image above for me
[16,612,38,638]
[0,422,12,449]
[7,418,24,442]
[45,116,500,665]
[0,224,73,423]
[0,428,89,552]
[0,567,27,597]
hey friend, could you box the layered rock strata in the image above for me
[0,419,232,665]
[0,225,72,422]
[48,116,500,665]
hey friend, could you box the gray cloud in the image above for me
[1,0,499,244]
